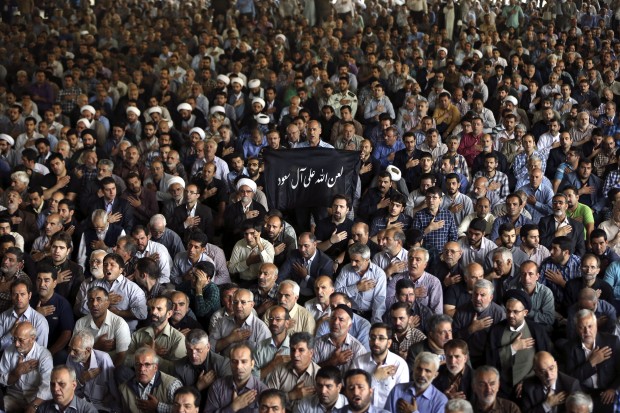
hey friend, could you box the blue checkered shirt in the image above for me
[540,254,582,304]
[412,208,458,252]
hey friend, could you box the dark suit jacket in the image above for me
[521,372,581,413]
[278,249,334,288]
[434,364,474,400]
[170,203,214,242]
[222,200,267,254]
[486,319,552,371]
[5,209,38,246]
[94,197,135,233]
[566,332,620,391]
[538,215,586,256]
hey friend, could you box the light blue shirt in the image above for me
[517,184,554,224]
[0,306,49,350]
[384,383,448,413]
[334,263,387,323]
[67,348,121,412]
[86,276,148,332]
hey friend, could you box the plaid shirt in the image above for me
[473,170,510,202]
[412,208,458,252]
[390,326,426,356]
[57,86,83,113]
[540,254,582,304]
[513,150,547,183]
[603,170,620,197]
[433,153,470,181]
[593,151,617,178]
[251,284,279,308]
[193,282,220,319]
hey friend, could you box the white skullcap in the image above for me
[177,103,192,112]
[0,134,14,146]
[210,105,226,115]
[503,96,518,106]
[237,178,257,193]
[146,106,162,115]
[248,79,261,89]
[189,127,205,140]
[275,34,287,42]
[77,118,91,128]
[437,47,448,55]
[473,50,483,58]
[252,97,265,108]
[217,74,230,85]
[231,77,244,87]
[255,114,270,125]
[386,165,402,182]
[126,106,141,117]
[167,176,186,191]
[80,105,95,115]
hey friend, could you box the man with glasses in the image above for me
[119,347,182,412]
[170,183,214,242]
[211,289,270,355]
[149,214,185,261]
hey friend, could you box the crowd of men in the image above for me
[1,0,620,412]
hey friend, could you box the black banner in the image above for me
[263,148,361,210]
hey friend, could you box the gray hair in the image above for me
[290,332,315,349]
[566,392,593,413]
[98,159,114,170]
[574,308,597,325]
[52,365,77,382]
[91,209,108,225]
[90,249,107,259]
[187,329,210,346]
[473,279,494,295]
[279,280,300,296]
[71,330,95,349]
[446,399,474,413]
[348,242,371,259]
[135,346,160,365]
[414,352,440,371]
[408,246,429,262]
[492,247,513,263]
[474,365,500,380]
[149,214,167,227]
[10,171,29,185]
[428,314,453,333]
[235,288,254,302]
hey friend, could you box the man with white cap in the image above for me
[79,104,106,147]
[0,134,17,169]
[241,97,266,128]
[228,77,247,124]
[247,79,264,101]
[125,106,142,140]
[223,177,268,255]
[161,176,187,218]
[177,102,206,136]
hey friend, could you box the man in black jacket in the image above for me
[486,289,552,400]
[538,193,586,256]
[521,351,581,413]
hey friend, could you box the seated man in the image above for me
[263,280,316,335]
[66,330,120,412]
[37,365,98,413]
[566,309,620,413]
[177,261,221,326]
[228,221,275,283]
[125,296,186,375]
[295,366,347,412]
[304,275,335,325]
[315,292,371,351]
[174,329,231,395]
[119,347,182,412]
[342,369,390,413]
[434,339,474,400]
[205,342,268,413]
[0,279,49,351]
[0,321,52,413]
[171,231,230,286]
[169,291,202,335]
[471,365,520,413]
[73,286,131,367]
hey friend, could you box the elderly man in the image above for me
[304,275,334,324]
[372,229,409,308]
[125,296,187,375]
[335,243,387,323]
[0,247,32,312]
[279,232,334,298]
[486,289,552,399]
[37,365,98,413]
[149,214,186,260]
[521,351,581,413]
[453,279,506,366]
[406,314,453,368]
[265,332,320,407]
[223,177,267,255]
[351,323,409,408]
[566,288,617,341]
[174,329,231,392]
[66,330,120,412]
[263,280,316,334]
[73,286,131,367]
[471,366,520,413]
[403,247,443,314]
[313,304,366,375]
[565,393,594,413]
[566,309,620,413]
[510,261,555,328]
[444,262,485,317]
[0,322,53,413]
[76,210,125,270]
[211,288,270,354]
[315,293,372,351]
[119,347,182,412]
[565,254,614,308]
[250,263,279,317]
[168,291,202,334]
[205,342,268,413]
[384,352,448,413]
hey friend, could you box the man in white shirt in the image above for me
[351,323,409,408]
[131,225,172,284]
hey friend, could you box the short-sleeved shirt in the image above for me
[30,293,74,347]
